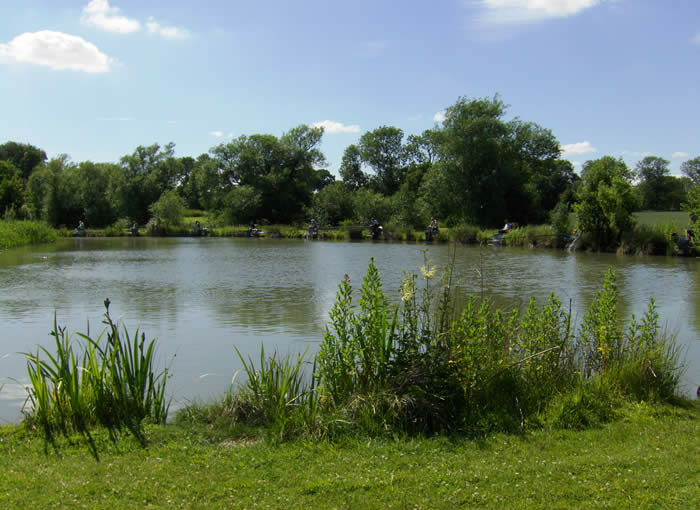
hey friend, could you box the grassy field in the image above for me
[0,402,697,509]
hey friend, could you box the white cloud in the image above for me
[146,18,190,40]
[312,120,361,134]
[81,0,140,34]
[477,0,605,24]
[211,131,224,137]
[621,150,652,158]
[672,152,689,159]
[433,111,446,122]
[561,141,597,156]
[0,31,113,73]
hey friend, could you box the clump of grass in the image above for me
[619,222,679,255]
[0,219,57,249]
[23,299,170,448]
[503,224,558,248]
[448,223,480,244]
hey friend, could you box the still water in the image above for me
[1,237,698,423]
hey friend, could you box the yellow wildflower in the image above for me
[420,264,437,280]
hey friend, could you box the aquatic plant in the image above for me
[0,219,57,249]
[23,299,170,446]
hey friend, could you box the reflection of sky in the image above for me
[0,238,698,423]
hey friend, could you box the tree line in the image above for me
[1,94,698,250]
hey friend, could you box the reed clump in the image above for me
[0,219,57,249]
[23,299,170,446]
[190,258,684,440]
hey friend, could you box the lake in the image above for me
[1,237,698,423]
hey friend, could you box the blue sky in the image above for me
[1,0,698,176]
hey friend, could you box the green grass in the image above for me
[633,210,690,229]
[0,219,57,249]
[0,402,697,509]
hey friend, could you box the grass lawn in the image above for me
[1,402,697,509]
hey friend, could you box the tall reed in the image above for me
[23,299,170,445]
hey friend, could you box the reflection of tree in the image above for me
[203,286,323,336]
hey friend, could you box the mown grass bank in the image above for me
[1,402,697,509]
[0,220,57,249]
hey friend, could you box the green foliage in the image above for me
[339,144,368,190]
[0,160,24,214]
[574,156,637,250]
[317,258,398,407]
[0,219,57,249]
[222,185,262,225]
[223,261,682,438]
[308,182,355,226]
[358,126,407,195]
[680,155,700,185]
[0,141,47,184]
[22,300,170,448]
[149,189,186,229]
[351,188,392,225]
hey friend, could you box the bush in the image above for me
[149,190,186,229]
[180,261,684,440]
[449,223,480,244]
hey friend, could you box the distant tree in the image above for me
[352,188,393,225]
[26,155,82,227]
[405,129,442,165]
[574,156,637,250]
[210,125,325,224]
[338,144,368,190]
[149,189,186,229]
[358,126,406,195]
[311,169,335,192]
[114,142,177,223]
[438,95,515,226]
[0,141,47,188]
[680,156,700,185]
[308,182,355,226]
[223,185,262,225]
[73,162,119,226]
[634,156,671,210]
[0,161,24,215]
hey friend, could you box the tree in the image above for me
[311,169,335,192]
[339,144,368,190]
[405,129,442,165]
[634,156,670,210]
[308,182,355,226]
[75,162,118,227]
[0,161,24,215]
[358,126,406,195]
[0,141,47,188]
[574,156,637,250]
[680,156,700,185]
[149,189,186,229]
[114,142,177,224]
[210,125,325,224]
[223,185,262,224]
[438,95,515,226]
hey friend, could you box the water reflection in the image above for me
[0,237,698,423]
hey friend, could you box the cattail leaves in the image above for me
[23,300,170,447]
